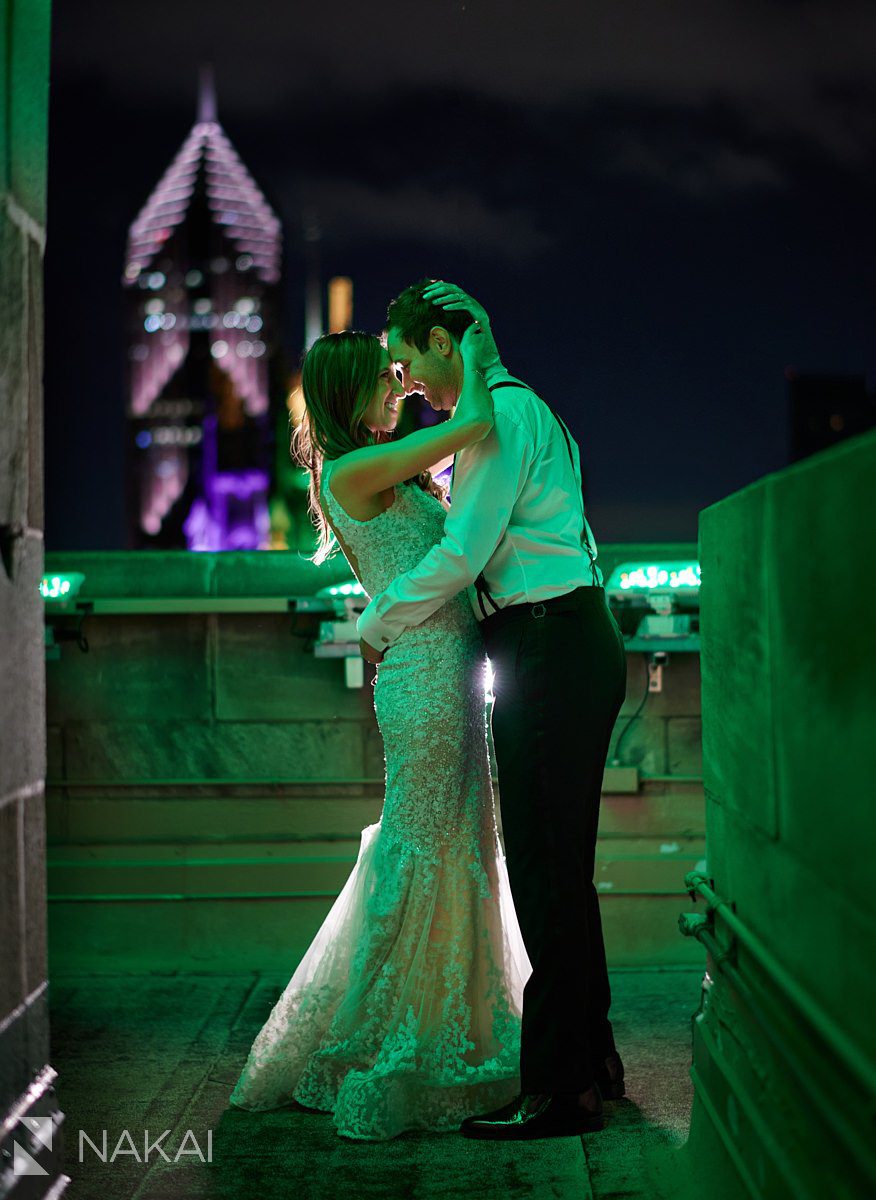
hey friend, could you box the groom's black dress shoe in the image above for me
[459,1088,605,1140]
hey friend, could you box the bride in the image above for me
[228,312,530,1140]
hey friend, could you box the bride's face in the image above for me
[362,348,405,433]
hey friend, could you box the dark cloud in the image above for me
[58,0,876,167]
[282,176,552,256]
[600,129,786,197]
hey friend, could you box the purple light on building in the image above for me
[183,470,270,552]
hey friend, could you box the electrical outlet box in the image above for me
[648,660,664,692]
[602,766,640,793]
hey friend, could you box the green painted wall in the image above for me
[1,0,50,217]
[682,429,876,1198]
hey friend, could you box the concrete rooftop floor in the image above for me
[49,966,704,1199]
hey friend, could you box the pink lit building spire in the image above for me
[124,83,281,290]
[198,63,218,125]
[123,70,283,551]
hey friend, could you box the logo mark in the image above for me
[13,1115,53,1176]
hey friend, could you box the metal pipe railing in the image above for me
[682,870,876,1100]
[681,909,876,1191]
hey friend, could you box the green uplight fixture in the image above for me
[317,579,366,599]
[606,561,701,594]
[39,572,86,607]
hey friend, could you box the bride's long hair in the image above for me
[291,330,445,564]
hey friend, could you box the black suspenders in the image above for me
[450,378,600,619]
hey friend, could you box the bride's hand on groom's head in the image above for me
[422,280,491,328]
[422,280,501,372]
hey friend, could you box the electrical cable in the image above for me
[610,652,650,766]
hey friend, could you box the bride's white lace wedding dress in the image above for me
[229,460,531,1140]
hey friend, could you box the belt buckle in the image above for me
[531,602,547,619]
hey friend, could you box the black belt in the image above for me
[480,585,606,630]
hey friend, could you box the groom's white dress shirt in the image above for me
[356,360,602,651]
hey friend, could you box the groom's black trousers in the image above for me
[481,585,627,1093]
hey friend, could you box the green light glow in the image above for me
[607,562,701,592]
[39,572,86,601]
[317,579,366,599]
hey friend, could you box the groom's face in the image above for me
[386,325,460,412]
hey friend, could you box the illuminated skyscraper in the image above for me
[122,68,283,549]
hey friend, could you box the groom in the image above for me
[357,279,628,1139]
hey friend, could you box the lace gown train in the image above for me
[229,463,531,1140]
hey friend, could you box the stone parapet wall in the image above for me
[43,543,706,971]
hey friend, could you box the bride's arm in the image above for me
[330,326,493,504]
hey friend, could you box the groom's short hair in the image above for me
[386,279,474,352]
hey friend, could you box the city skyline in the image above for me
[45,1,876,549]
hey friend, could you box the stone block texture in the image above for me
[0,8,57,1191]
[44,562,705,972]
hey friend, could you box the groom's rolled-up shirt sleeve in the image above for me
[357,411,532,650]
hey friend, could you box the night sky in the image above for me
[45,0,876,550]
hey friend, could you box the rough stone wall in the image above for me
[0,1,65,1191]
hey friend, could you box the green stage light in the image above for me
[39,572,86,603]
[317,579,366,599]
[606,561,701,594]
